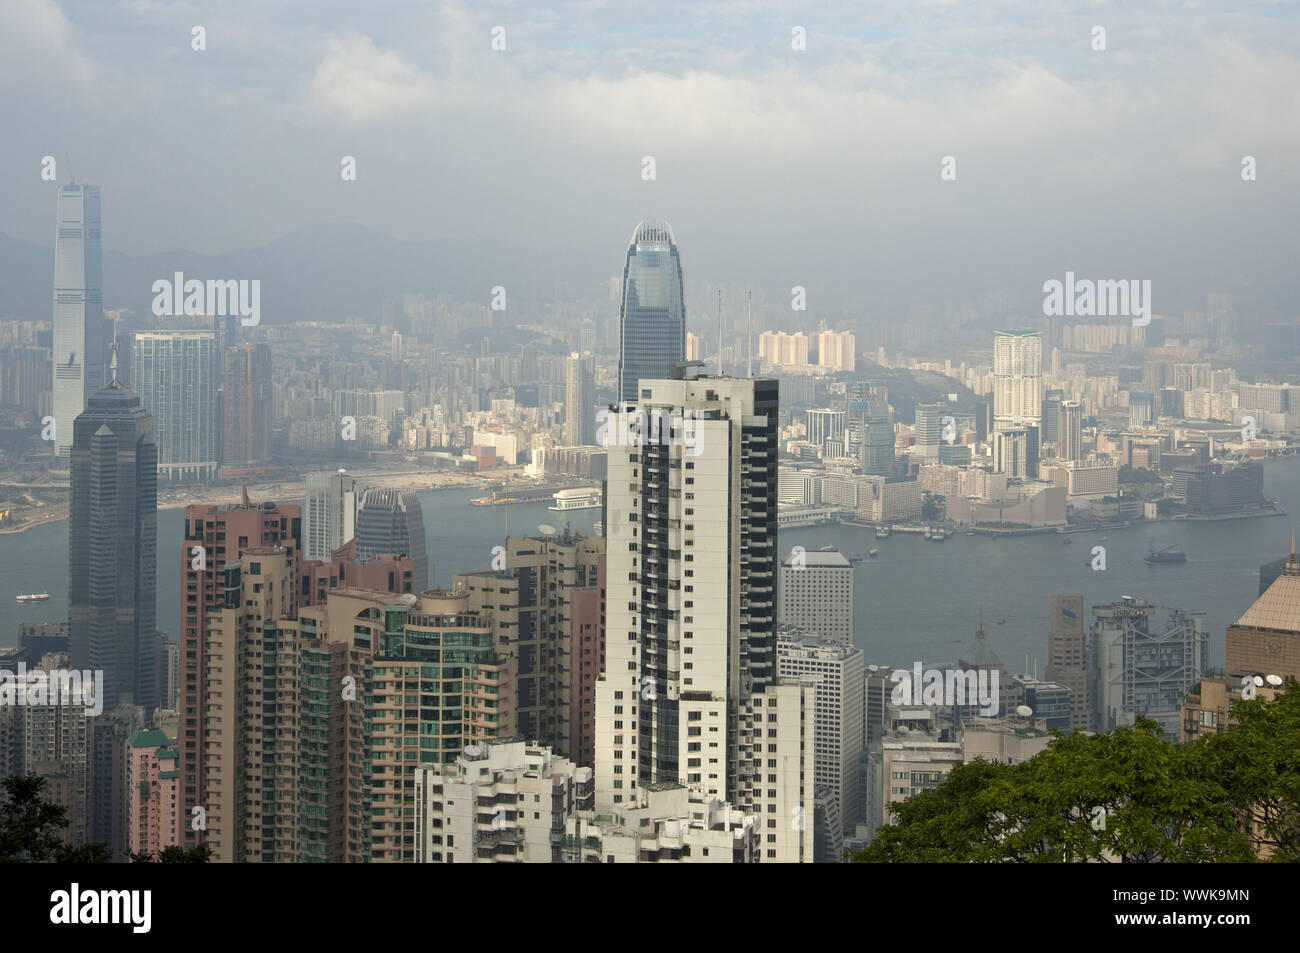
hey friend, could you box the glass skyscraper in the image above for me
[131,330,220,482]
[69,355,158,711]
[616,220,685,404]
[354,487,429,591]
[52,183,106,460]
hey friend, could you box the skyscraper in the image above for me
[1041,388,1063,446]
[564,351,595,445]
[779,549,854,645]
[131,330,221,482]
[913,403,944,460]
[354,487,429,591]
[52,183,106,460]
[992,330,1042,433]
[222,343,273,468]
[69,349,157,711]
[595,374,815,862]
[304,470,365,561]
[1046,595,1089,730]
[1059,400,1083,463]
[860,400,895,476]
[616,220,685,403]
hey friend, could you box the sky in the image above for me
[2,0,1298,319]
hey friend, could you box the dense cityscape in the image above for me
[0,1,1295,935]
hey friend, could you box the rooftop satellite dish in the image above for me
[464,745,481,757]
[1266,674,1284,687]
[1253,675,1265,687]
[400,593,418,605]
[1015,705,1034,717]
[538,523,556,536]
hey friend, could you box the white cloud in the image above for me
[308,33,435,124]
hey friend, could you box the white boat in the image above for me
[550,487,602,511]
[16,592,50,603]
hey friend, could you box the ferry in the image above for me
[874,526,891,540]
[16,592,50,603]
[549,487,602,512]
[924,526,946,542]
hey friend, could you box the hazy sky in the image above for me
[3,0,1298,318]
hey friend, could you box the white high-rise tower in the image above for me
[52,183,106,460]
[594,373,815,862]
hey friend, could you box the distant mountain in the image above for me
[0,223,604,325]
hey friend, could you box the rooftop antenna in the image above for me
[108,324,119,386]
[716,289,724,377]
[67,154,74,186]
[746,290,753,378]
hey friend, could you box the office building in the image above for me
[617,220,685,403]
[1045,595,1090,730]
[1041,389,1063,446]
[595,374,815,862]
[777,631,865,861]
[806,407,846,451]
[304,470,366,561]
[778,550,854,645]
[993,428,1032,479]
[52,183,106,461]
[69,350,157,711]
[1059,400,1083,462]
[354,487,429,591]
[913,403,944,460]
[131,331,220,482]
[1088,597,1208,738]
[1227,543,1300,684]
[860,400,895,476]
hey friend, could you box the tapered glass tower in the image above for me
[616,220,685,404]
[53,184,106,460]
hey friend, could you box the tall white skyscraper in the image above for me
[992,330,1042,432]
[131,330,221,482]
[594,374,815,862]
[778,550,854,645]
[303,470,365,561]
[52,183,106,460]
[777,631,865,861]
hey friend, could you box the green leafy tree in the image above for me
[0,775,110,863]
[129,844,213,863]
[854,688,1300,862]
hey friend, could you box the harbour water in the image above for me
[2,458,1296,674]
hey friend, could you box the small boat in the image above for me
[1101,536,1109,542]
[1145,544,1187,564]
[995,618,1006,625]
[16,592,50,603]
[966,531,976,536]
[868,548,878,558]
